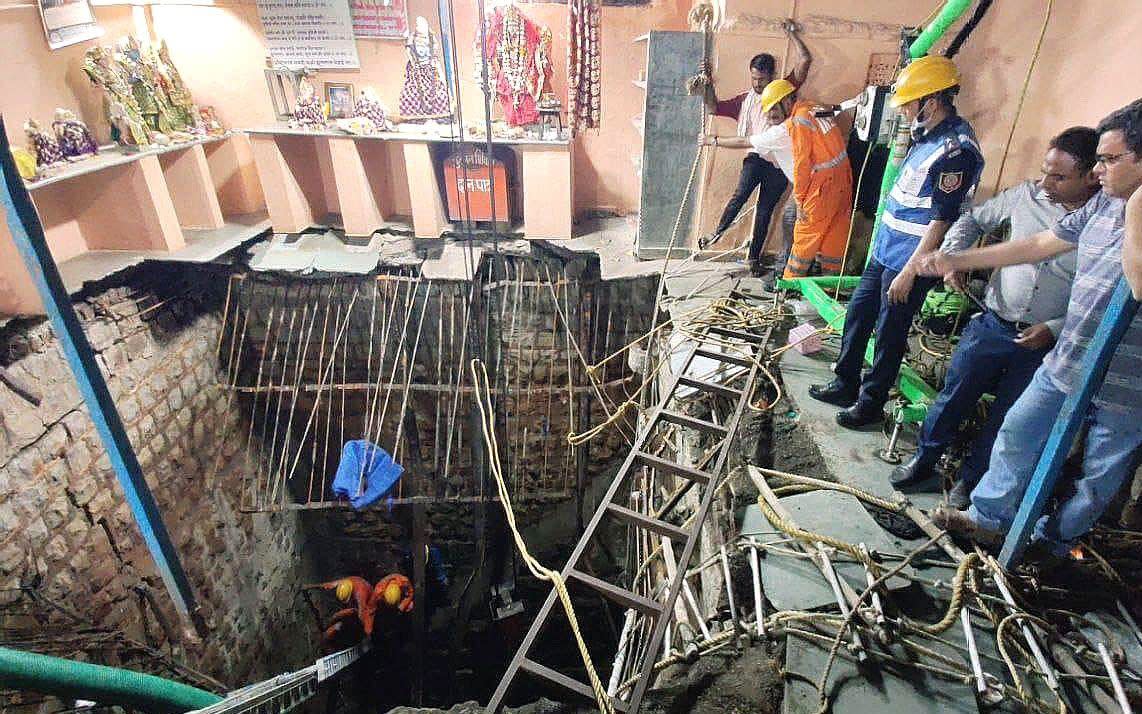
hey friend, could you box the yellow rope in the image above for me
[990,0,1053,195]
[470,359,614,714]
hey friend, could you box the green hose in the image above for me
[0,646,223,713]
[909,0,974,59]
[866,0,976,265]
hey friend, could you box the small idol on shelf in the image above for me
[24,119,64,169]
[52,108,99,161]
[399,16,452,123]
[291,78,327,129]
[197,106,225,136]
[353,87,394,131]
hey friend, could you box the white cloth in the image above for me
[748,123,794,180]
[736,90,769,154]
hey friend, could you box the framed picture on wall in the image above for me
[325,82,355,119]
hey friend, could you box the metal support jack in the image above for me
[486,283,768,712]
[0,118,201,632]
[816,544,868,662]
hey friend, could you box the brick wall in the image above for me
[0,265,319,706]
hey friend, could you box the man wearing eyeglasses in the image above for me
[917,98,1142,561]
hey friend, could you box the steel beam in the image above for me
[1000,278,1139,566]
[0,118,200,628]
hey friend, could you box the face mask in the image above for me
[910,98,933,139]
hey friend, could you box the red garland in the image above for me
[567,0,601,133]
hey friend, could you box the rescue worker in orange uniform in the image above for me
[704,79,853,278]
[313,576,378,635]
[373,573,415,613]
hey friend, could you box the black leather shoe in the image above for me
[890,452,939,488]
[835,402,882,429]
[947,479,973,510]
[808,379,858,407]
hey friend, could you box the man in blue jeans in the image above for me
[809,56,983,429]
[919,99,1142,559]
[890,129,1100,505]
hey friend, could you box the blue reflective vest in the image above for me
[873,115,983,271]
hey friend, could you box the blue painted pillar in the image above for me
[0,117,200,628]
[999,277,1140,566]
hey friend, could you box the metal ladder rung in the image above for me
[606,503,688,541]
[707,325,762,343]
[678,375,742,399]
[634,450,712,484]
[567,569,663,615]
[694,348,753,369]
[519,658,630,712]
[659,409,727,436]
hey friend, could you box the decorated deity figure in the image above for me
[52,108,99,160]
[25,120,64,168]
[152,40,196,129]
[292,78,327,129]
[83,46,151,146]
[475,5,552,126]
[116,36,181,135]
[399,16,451,122]
[354,87,391,130]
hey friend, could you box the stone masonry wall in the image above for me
[0,264,318,707]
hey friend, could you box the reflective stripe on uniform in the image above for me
[792,116,814,128]
[889,185,932,209]
[881,211,929,237]
[817,254,843,266]
[812,149,848,172]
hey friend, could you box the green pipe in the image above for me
[909,0,974,58]
[776,275,861,291]
[865,0,975,266]
[0,646,222,713]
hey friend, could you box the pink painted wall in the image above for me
[3,0,1142,315]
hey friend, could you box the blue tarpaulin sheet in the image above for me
[332,440,403,510]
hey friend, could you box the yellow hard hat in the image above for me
[760,79,797,113]
[890,55,960,107]
[381,582,402,607]
[335,579,353,603]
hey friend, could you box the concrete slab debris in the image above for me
[740,491,915,612]
[782,629,979,714]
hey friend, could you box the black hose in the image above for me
[945,0,994,58]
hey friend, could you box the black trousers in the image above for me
[715,153,789,262]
